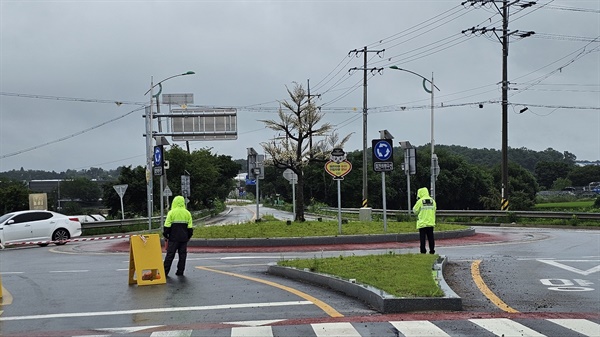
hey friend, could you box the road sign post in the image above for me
[374,131,394,232]
[283,169,298,220]
[113,184,128,221]
[324,148,352,234]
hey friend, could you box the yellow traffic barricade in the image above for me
[128,234,166,286]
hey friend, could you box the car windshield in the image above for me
[0,212,16,223]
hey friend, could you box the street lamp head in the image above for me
[389,65,400,70]
[183,71,195,75]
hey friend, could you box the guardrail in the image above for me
[321,207,600,220]
[80,214,212,230]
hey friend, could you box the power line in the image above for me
[0,106,144,159]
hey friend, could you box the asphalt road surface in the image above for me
[0,210,598,336]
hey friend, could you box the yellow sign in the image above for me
[28,193,48,210]
[325,160,352,179]
[128,234,166,286]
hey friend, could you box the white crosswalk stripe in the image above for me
[470,318,547,337]
[390,320,452,337]
[150,330,193,337]
[231,326,274,337]
[547,318,600,336]
[61,318,600,337]
[312,322,361,336]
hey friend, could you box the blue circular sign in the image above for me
[374,140,392,161]
[154,146,163,166]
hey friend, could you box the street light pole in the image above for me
[144,71,195,231]
[389,66,440,198]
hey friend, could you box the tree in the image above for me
[60,177,101,204]
[535,161,573,190]
[102,166,148,218]
[261,83,350,221]
[567,165,600,186]
[0,179,29,213]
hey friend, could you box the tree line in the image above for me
[0,143,598,217]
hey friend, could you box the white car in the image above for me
[0,210,82,248]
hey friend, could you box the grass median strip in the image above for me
[277,252,444,298]
[193,217,467,239]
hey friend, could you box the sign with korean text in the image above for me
[325,160,352,180]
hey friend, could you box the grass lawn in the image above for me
[193,217,462,298]
[277,252,443,298]
[193,218,467,239]
[534,200,595,209]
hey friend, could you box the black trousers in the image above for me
[419,227,435,254]
[163,240,188,275]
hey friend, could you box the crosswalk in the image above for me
[72,318,600,337]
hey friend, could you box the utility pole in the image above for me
[462,0,535,210]
[306,79,321,159]
[348,46,384,212]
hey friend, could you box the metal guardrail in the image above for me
[81,208,600,230]
[80,213,212,230]
[321,207,600,220]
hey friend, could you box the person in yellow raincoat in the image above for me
[163,195,193,276]
[412,187,436,254]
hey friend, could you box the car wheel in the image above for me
[52,228,70,245]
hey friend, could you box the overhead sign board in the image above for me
[170,108,237,141]
[162,93,194,105]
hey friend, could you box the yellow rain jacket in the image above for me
[412,187,436,229]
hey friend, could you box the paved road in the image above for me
[0,223,598,336]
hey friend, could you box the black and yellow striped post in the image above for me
[362,199,368,208]
[501,198,509,211]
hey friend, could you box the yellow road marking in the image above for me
[471,260,519,313]
[196,266,343,317]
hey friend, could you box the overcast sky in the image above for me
[1,0,599,173]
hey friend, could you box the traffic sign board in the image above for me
[374,162,393,172]
[325,160,352,179]
[113,184,128,198]
[372,139,393,172]
[283,169,298,184]
[373,139,393,161]
[163,186,172,197]
[153,146,163,167]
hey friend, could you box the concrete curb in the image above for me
[187,227,475,247]
[267,255,461,313]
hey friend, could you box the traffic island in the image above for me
[267,255,461,313]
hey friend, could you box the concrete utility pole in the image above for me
[348,46,384,211]
[462,0,535,210]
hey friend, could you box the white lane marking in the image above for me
[470,318,546,337]
[0,301,312,321]
[312,322,361,337]
[547,319,600,337]
[49,270,89,273]
[231,326,273,337]
[538,260,600,275]
[390,321,451,337]
[150,330,193,337]
[0,272,24,275]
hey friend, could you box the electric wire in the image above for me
[0,106,145,159]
